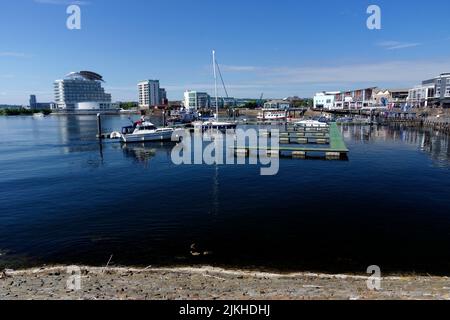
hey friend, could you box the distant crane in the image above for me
[258,93,264,108]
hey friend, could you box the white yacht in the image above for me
[194,119,237,132]
[197,50,237,132]
[295,119,329,128]
[118,119,176,143]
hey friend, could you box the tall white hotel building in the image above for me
[138,80,161,108]
[54,71,112,111]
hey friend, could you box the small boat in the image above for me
[257,110,287,121]
[194,120,237,132]
[119,108,137,114]
[168,109,198,124]
[33,112,45,118]
[118,119,177,143]
[295,120,329,128]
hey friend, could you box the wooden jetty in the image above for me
[234,123,349,160]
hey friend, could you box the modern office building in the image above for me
[407,73,450,108]
[183,91,210,110]
[422,73,450,107]
[29,95,37,109]
[29,94,54,110]
[159,88,167,105]
[53,71,113,111]
[138,80,160,108]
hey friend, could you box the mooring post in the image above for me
[97,113,102,140]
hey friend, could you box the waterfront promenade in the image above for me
[2,266,450,300]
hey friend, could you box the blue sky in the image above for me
[1,0,450,104]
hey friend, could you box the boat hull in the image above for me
[121,131,174,143]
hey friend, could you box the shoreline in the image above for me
[2,265,450,300]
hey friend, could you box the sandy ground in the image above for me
[2,266,450,300]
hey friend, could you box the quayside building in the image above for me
[54,71,116,112]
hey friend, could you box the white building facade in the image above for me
[183,91,210,110]
[138,80,160,108]
[54,71,113,111]
[313,92,339,110]
[407,85,435,108]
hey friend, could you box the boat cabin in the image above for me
[122,121,157,134]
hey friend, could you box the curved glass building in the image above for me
[54,71,113,111]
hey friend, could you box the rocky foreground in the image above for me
[1,266,450,300]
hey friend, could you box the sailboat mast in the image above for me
[212,50,219,121]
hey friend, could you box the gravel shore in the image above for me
[1,266,450,300]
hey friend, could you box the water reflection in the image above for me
[121,142,174,166]
[340,124,450,167]
[56,115,102,154]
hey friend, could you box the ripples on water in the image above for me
[1,115,450,274]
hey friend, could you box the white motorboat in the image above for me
[118,119,176,143]
[295,120,329,128]
[257,110,287,121]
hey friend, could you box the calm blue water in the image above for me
[1,115,450,274]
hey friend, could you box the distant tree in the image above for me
[243,101,258,109]
[3,108,33,116]
[292,99,313,108]
[120,102,138,110]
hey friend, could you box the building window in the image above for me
[436,88,441,97]
[446,88,450,97]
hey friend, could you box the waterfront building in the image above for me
[315,87,408,110]
[313,92,339,110]
[407,85,435,108]
[372,89,409,108]
[422,73,450,107]
[138,80,160,108]
[54,71,113,111]
[263,99,291,110]
[333,88,377,109]
[183,91,210,110]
